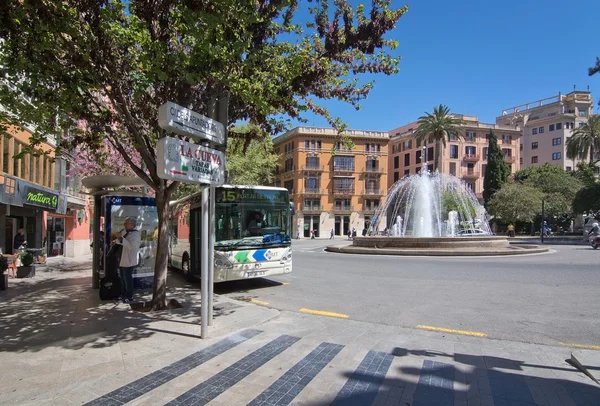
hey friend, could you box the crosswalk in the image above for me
[84,329,600,406]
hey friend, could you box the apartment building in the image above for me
[495,91,594,170]
[388,116,521,200]
[273,127,389,238]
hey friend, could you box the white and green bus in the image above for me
[169,185,293,282]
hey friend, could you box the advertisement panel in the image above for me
[104,196,158,289]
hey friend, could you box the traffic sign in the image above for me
[157,136,225,185]
[158,101,225,145]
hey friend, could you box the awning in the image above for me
[47,213,73,219]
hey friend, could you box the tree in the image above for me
[226,124,278,185]
[566,115,600,162]
[572,162,598,187]
[413,104,466,171]
[0,0,407,310]
[590,57,600,76]
[482,130,510,205]
[487,182,544,225]
[68,139,139,180]
[573,184,600,215]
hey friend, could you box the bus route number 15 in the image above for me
[221,191,236,202]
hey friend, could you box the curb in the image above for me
[570,351,600,385]
[325,245,550,256]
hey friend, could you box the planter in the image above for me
[17,265,36,278]
[0,273,7,290]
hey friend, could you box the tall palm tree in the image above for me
[413,104,466,171]
[566,115,600,162]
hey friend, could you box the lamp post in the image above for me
[541,199,545,244]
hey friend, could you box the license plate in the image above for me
[246,271,266,278]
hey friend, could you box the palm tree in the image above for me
[566,115,600,162]
[413,104,466,171]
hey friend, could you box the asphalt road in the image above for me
[217,238,600,348]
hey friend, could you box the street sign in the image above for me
[157,137,225,185]
[158,101,225,145]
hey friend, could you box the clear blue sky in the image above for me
[295,0,600,132]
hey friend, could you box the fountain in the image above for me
[327,161,549,256]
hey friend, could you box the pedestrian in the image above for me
[330,229,334,239]
[352,228,357,239]
[507,224,515,238]
[310,229,315,239]
[347,229,352,240]
[296,224,300,239]
[113,217,141,303]
[13,228,27,254]
[362,227,367,237]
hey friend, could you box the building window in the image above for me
[532,128,538,135]
[403,140,412,150]
[449,162,456,176]
[531,142,538,149]
[365,199,379,210]
[482,164,487,175]
[285,158,294,172]
[404,169,410,176]
[565,122,574,129]
[552,137,561,146]
[415,150,422,164]
[404,153,410,166]
[519,144,523,151]
[304,176,319,190]
[393,156,399,169]
[306,156,319,169]
[531,156,538,164]
[393,171,399,182]
[333,177,354,193]
[465,146,476,157]
[305,140,310,149]
[466,182,475,192]
[502,135,511,144]
[556,122,562,130]
[552,152,561,160]
[579,109,588,118]
[566,166,572,171]
[549,124,555,131]
[466,132,475,142]
[579,122,584,127]
[304,198,320,210]
[449,133,457,141]
[449,145,458,159]
[333,156,355,171]
[2,133,9,174]
[334,198,351,210]
[519,157,523,165]
[483,147,488,159]
[415,166,421,174]
[538,126,544,134]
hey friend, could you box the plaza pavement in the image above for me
[0,255,599,405]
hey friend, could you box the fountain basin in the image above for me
[326,236,550,256]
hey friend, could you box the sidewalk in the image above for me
[1,257,599,405]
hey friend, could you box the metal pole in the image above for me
[208,186,215,325]
[541,199,545,244]
[200,187,209,338]
[92,193,102,289]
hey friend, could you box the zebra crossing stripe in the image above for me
[248,342,344,406]
[166,335,300,406]
[412,360,455,406]
[331,350,394,406]
[83,329,262,406]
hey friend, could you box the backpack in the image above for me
[99,274,121,300]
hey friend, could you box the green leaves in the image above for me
[483,131,510,205]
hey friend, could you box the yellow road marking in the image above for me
[416,325,487,337]
[282,282,290,285]
[300,308,349,319]
[559,342,600,351]
[249,299,270,306]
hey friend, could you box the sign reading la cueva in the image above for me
[25,187,58,210]
[156,137,225,185]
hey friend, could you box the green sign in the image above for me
[25,187,58,210]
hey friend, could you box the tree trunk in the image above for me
[434,139,441,172]
[150,188,171,310]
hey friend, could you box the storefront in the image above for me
[0,176,62,255]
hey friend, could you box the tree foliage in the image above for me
[0,0,407,309]
[226,124,278,185]
[482,130,510,205]
[566,115,600,161]
[413,104,465,171]
[571,162,598,187]
[573,184,600,214]
[590,57,600,76]
[487,182,544,224]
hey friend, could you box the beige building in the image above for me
[388,116,522,200]
[273,127,389,238]
[496,91,594,170]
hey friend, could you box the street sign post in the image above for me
[156,137,225,185]
[158,101,225,145]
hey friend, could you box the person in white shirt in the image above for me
[114,217,141,303]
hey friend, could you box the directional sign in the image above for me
[158,101,225,145]
[157,136,225,185]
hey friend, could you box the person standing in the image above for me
[13,228,26,254]
[330,229,334,239]
[114,217,141,303]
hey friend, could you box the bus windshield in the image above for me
[214,187,291,250]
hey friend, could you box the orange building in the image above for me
[273,127,389,238]
[388,116,522,200]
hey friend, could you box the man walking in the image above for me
[114,217,141,303]
[13,228,26,254]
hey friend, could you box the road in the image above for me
[216,238,600,348]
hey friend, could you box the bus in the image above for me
[169,185,293,282]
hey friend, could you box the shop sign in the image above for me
[25,187,59,210]
[158,101,225,145]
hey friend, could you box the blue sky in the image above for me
[294,0,600,132]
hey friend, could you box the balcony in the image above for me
[362,205,379,214]
[463,154,480,162]
[333,205,353,213]
[333,165,355,173]
[362,189,384,196]
[301,188,324,195]
[462,171,480,180]
[361,167,385,174]
[333,187,355,195]
[302,205,322,213]
[504,156,516,164]
[300,165,324,172]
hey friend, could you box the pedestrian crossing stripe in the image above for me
[83,329,600,406]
